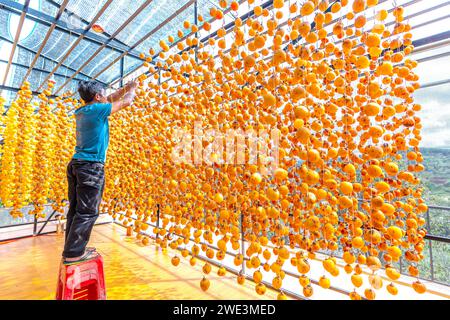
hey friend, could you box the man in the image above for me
[62,80,137,263]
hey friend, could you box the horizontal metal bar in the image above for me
[415,30,450,47]
[416,50,450,64]
[425,234,450,243]
[113,211,365,298]
[114,219,308,300]
[0,221,36,229]
[420,78,450,89]
[428,205,450,210]
[0,212,109,231]
[53,0,155,95]
[0,59,86,82]
[0,220,112,243]
[0,34,105,84]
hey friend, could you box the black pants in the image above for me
[63,159,105,258]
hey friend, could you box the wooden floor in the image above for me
[0,224,278,300]
[1,223,448,300]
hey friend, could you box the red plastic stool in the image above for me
[56,252,106,300]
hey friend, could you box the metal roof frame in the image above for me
[53,0,155,95]
[45,0,132,51]
[35,0,115,91]
[91,0,196,81]
[0,0,145,61]
[18,0,70,89]
[0,0,449,96]
[0,34,106,85]
[0,59,87,82]
[0,0,30,92]
[109,0,253,87]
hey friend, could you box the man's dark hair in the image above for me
[78,80,106,103]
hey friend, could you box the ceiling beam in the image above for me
[36,0,115,91]
[0,0,30,92]
[45,0,132,50]
[19,0,70,88]
[54,0,155,95]
[0,0,145,61]
[109,0,248,87]
[0,34,106,84]
[0,59,86,82]
[92,0,196,82]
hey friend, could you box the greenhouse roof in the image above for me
[0,0,233,104]
[0,0,449,108]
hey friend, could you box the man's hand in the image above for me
[107,80,138,104]
[125,80,138,92]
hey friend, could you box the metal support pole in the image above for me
[194,0,198,64]
[33,214,37,236]
[240,212,245,274]
[156,203,160,240]
[426,208,435,280]
[120,57,125,88]
[37,209,57,235]
[429,240,434,281]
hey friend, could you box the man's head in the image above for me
[78,80,107,104]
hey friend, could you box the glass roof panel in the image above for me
[115,0,191,50]
[18,20,50,53]
[123,55,142,77]
[94,0,146,42]
[1,60,25,90]
[0,8,11,40]
[39,0,59,18]
[134,2,195,57]
[96,57,121,84]
[53,0,110,23]
[40,28,79,62]
[84,47,121,78]
[64,39,101,70]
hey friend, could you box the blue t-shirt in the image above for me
[72,103,112,163]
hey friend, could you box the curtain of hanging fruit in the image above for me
[0,0,430,299]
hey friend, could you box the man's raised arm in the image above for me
[110,81,138,114]
[107,81,137,103]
